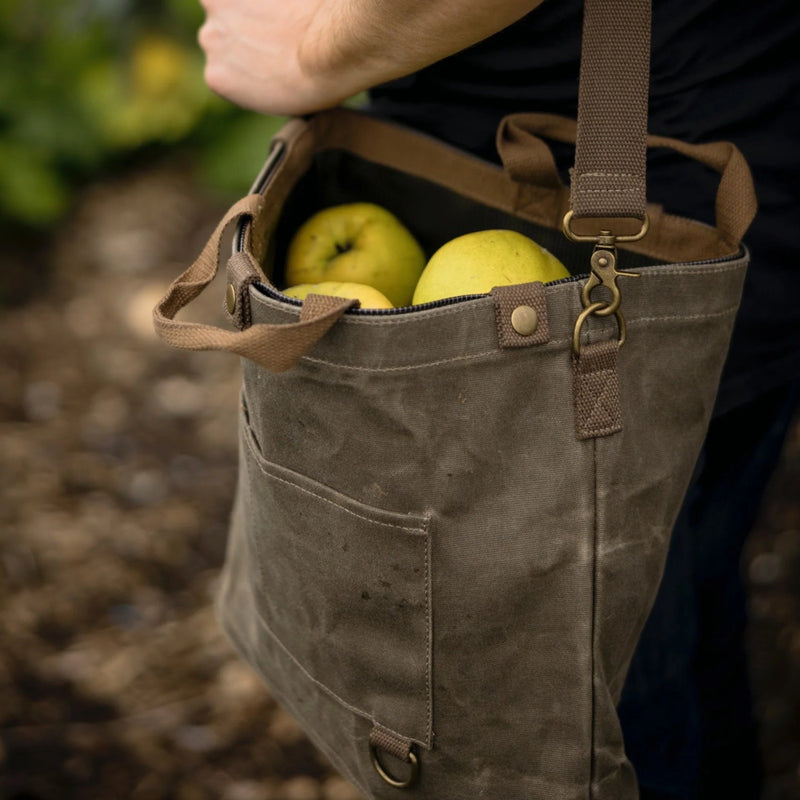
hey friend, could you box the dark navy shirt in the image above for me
[369,0,800,413]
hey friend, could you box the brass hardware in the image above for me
[562,210,650,243]
[370,743,420,789]
[572,301,627,356]
[569,221,641,356]
[225,284,237,315]
[510,305,539,336]
[580,247,640,316]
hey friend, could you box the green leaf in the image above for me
[0,141,70,225]
[198,113,286,196]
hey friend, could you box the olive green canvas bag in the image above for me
[153,1,756,797]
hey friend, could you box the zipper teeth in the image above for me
[256,284,485,315]
[235,140,287,254]
[352,294,486,315]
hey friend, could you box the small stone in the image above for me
[124,283,168,340]
[174,725,220,753]
[50,646,98,683]
[89,345,147,386]
[176,781,213,800]
[132,773,166,799]
[65,296,105,339]
[268,707,307,745]
[127,470,169,507]
[216,659,263,701]
[169,454,205,490]
[83,389,129,434]
[280,776,321,800]
[97,227,164,275]
[154,376,204,418]
[23,381,62,421]
[222,780,271,800]
[322,776,364,800]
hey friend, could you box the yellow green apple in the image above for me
[412,229,569,305]
[283,281,394,309]
[284,203,425,307]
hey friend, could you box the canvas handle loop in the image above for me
[152,194,357,371]
[498,113,757,247]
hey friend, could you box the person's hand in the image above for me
[198,0,544,115]
[198,0,336,115]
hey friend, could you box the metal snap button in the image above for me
[510,305,539,336]
[225,284,237,315]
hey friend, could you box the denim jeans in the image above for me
[619,382,800,800]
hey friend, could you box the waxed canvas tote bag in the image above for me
[153,1,757,797]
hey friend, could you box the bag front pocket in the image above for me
[238,408,433,747]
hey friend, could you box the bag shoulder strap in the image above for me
[572,0,651,223]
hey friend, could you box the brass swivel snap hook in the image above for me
[562,214,648,356]
[581,242,640,317]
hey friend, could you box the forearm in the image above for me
[199,0,545,115]
[301,0,547,91]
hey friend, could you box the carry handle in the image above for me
[497,113,757,247]
[152,194,357,371]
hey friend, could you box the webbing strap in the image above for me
[572,0,652,221]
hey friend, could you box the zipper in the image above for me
[234,139,287,255]
[255,247,745,318]
[256,283,486,316]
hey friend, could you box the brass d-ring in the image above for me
[562,210,650,243]
[572,301,627,356]
[370,743,420,789]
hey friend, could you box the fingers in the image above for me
[197,16,230,100]
[192,0,383,115]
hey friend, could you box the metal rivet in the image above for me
[510,305,539,336]
[225,284,237,315]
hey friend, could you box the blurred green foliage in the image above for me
[0,0,286,227]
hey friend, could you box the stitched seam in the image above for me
[239,416,432,748]
[628,305,739,325]
[301,349,500,372]
[243,425,268,593]
[300,305,737,370]
[289,306,739,371]
[245,602,431,748]
[590,437,599,799]
[220,623,378,795]
[585,424,619,437]
[243,427,426,534]
[574,188,641,194]
[423,513,433,743]
[583,375,618,434]
[578,172,640,178]
[639,264,745,276]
